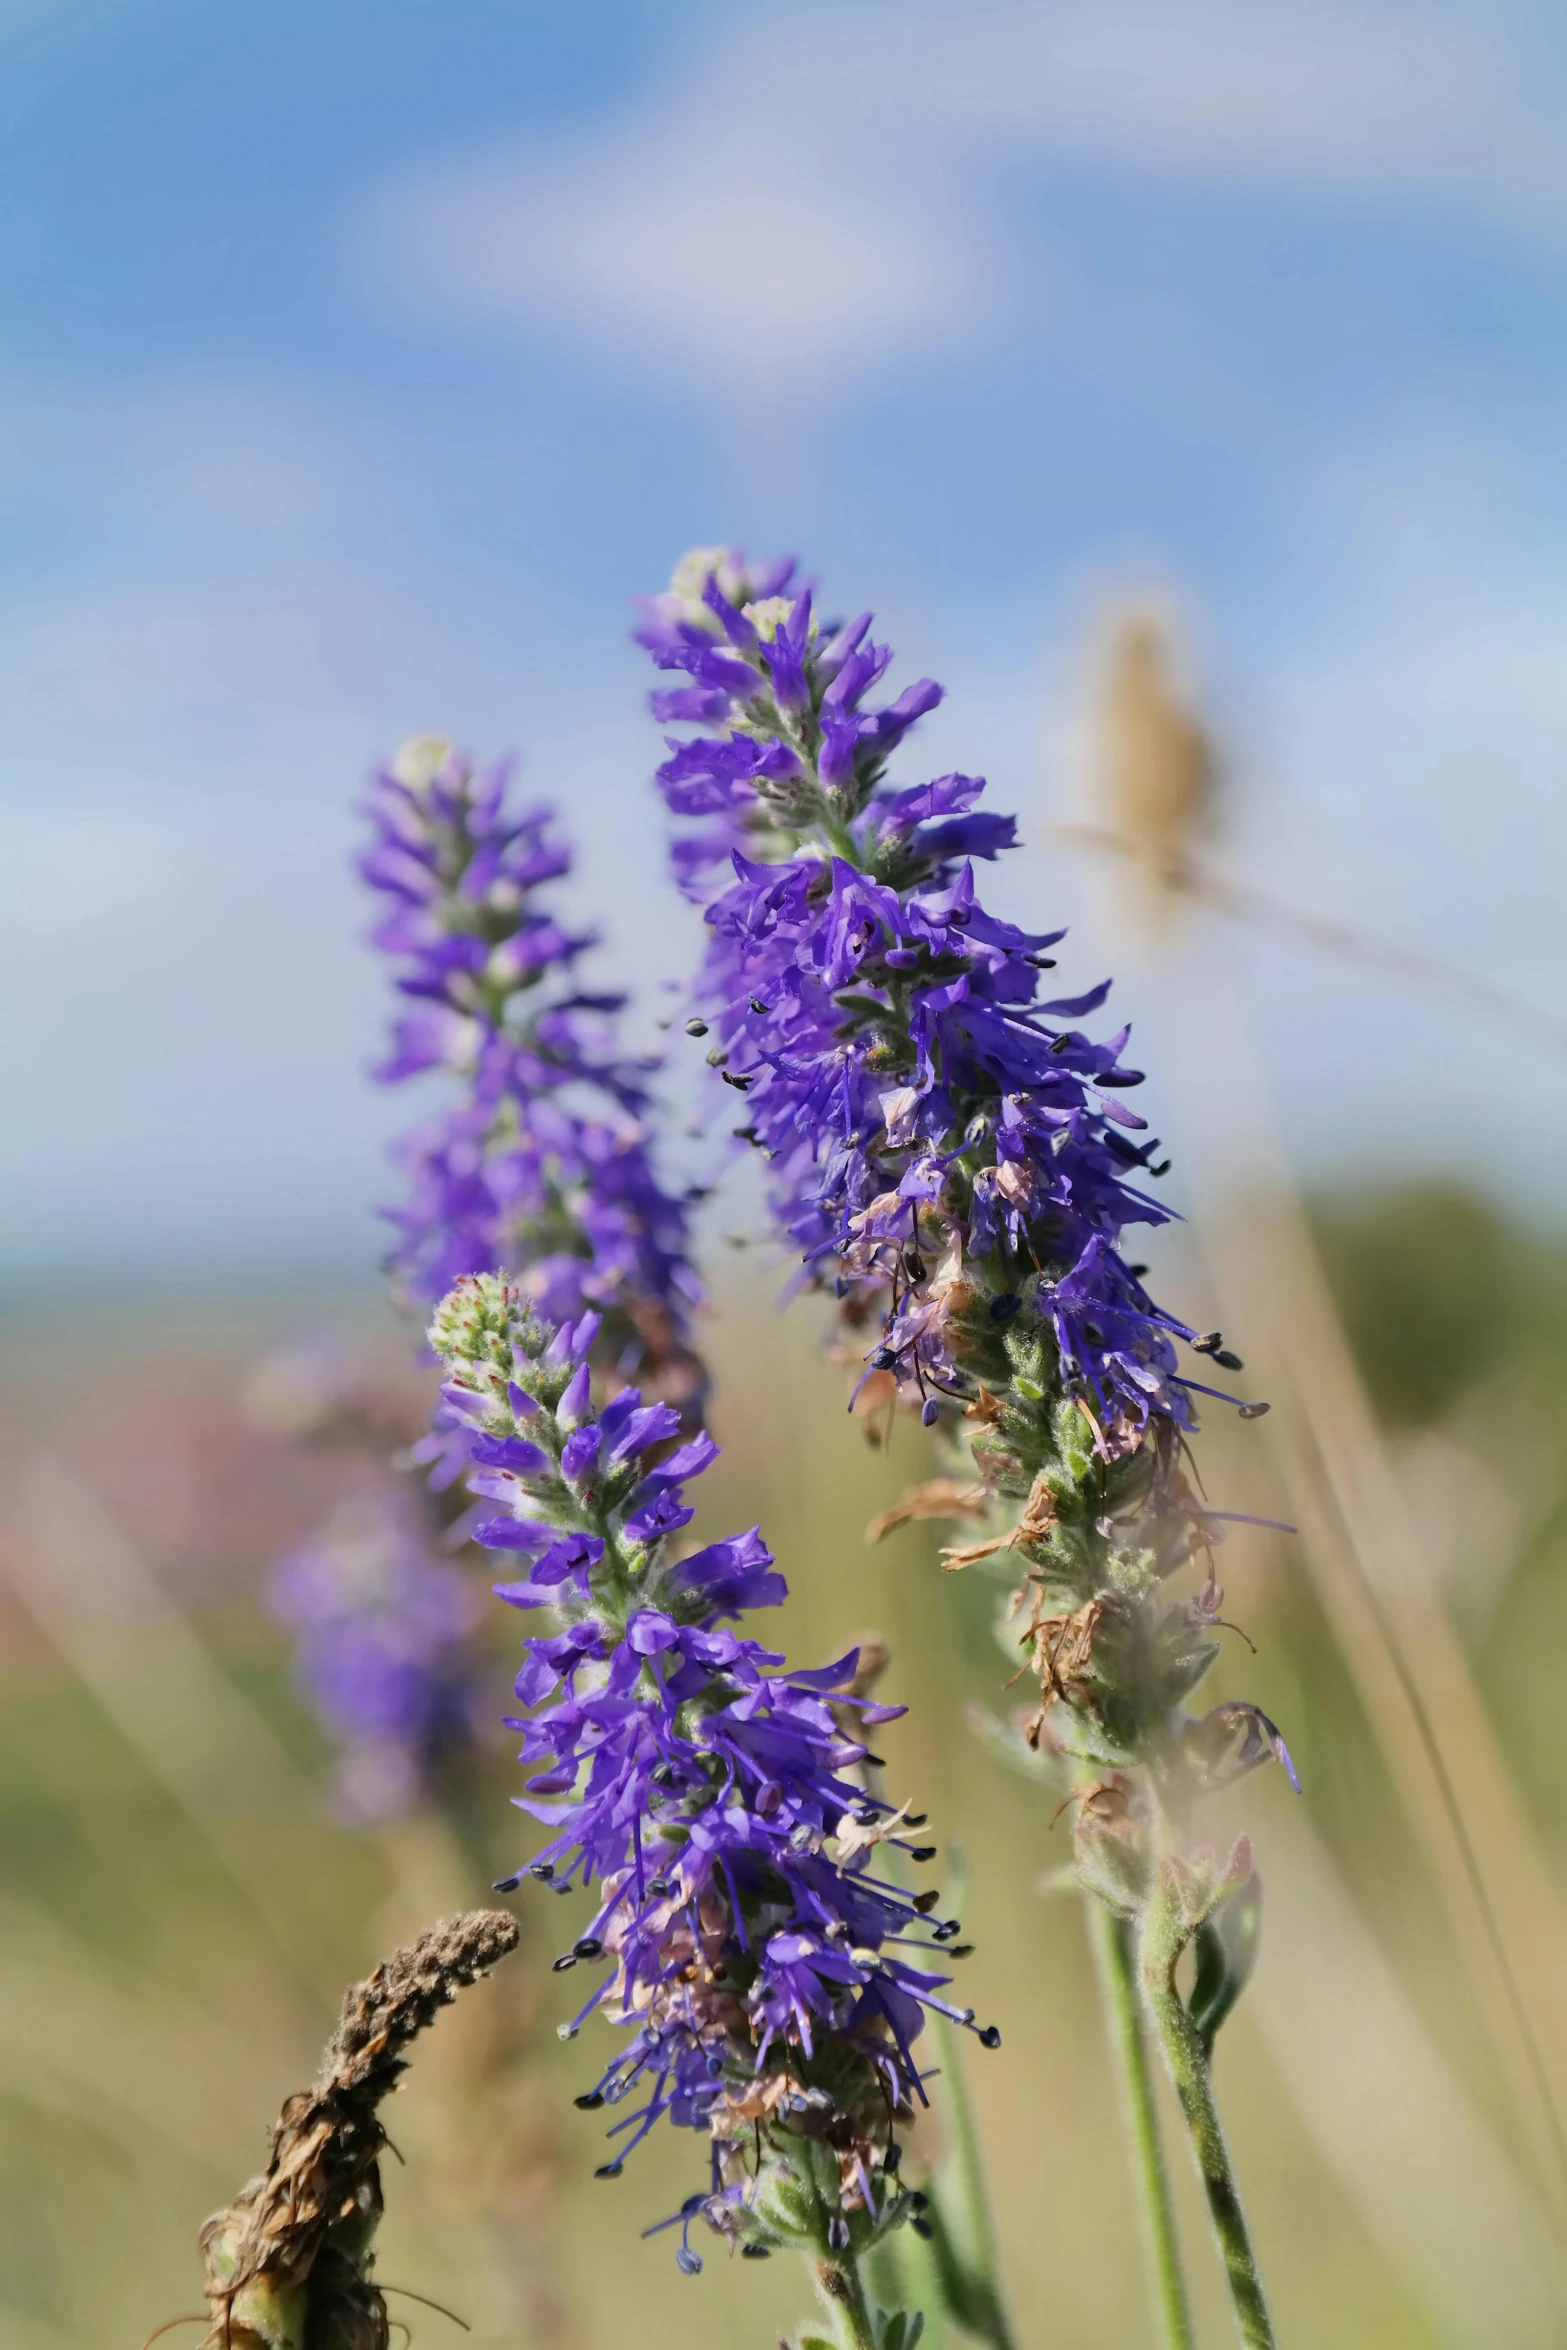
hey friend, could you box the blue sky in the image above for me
[3,0,1567,1281]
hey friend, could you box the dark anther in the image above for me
[1128,1261,1149,1276]
[552,1880,573,1894]
[1149,1158,1172,1177]
[853,1804,880,1826]
[946,1944,975,1959]
[910,2191,930,2214]
[1193,1330,1222,1353]
[977,2024,1002,2050]
[904,1812,928,1827]
[647,1875,673,1897]
[594,2161,624,2180]
[492,1872,523,1892]
[872,1347,899,1370]
[551,1954,578,1973]
[860,1752,887,1769]
[1025,954,1057,969]
[705,1047,728,1068]
[1049,1032,1074,1054]
[685,1183,714,1203]
[572,1937,604,1960]
[529,1862,556,1881]
[684,1018,708,1037]
[989,1294,1022,1322]
[733,1125,760,1143]
[1238,1401,1271,1420]
[574,2090,606,2110]
[932,1920,961,1942]
[749,997,768,1014]
[721,1070,753,1090]
[650,1764,677,1786]
[912,1889,941,1915]
[903,1249,927,1282]
[741,2243,771,2260]
[910,2217,934,2241]
[1214,1348,1244,1371]
[908,1845,938,1863]
[882,2143,902,2173]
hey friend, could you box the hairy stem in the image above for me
[1139,1876,1277,2349]
[1085,1899,1195,2350]
[801,2138,886,2350]
[928,2004,1016,2350]
[813,2246,879,2350]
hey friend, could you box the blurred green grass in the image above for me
[4,1185,1567,2347]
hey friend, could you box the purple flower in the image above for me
[429,1273,999,2259]
[270,1481,481,1824]
[362,734,703,1409]
[632,552,1274,1456]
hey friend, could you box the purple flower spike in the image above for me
[631,554,1214,1451]
[360,734,704,1412]
[429,1273,1001,2260]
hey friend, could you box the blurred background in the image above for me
[4,1,1567,2344]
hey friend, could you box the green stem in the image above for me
[798,2138,884,2350]
[1084,1899,1195,2350]
[929,2004,1016,2350]
[822,2256,883,2350]
[812,2241,879,2350]
[1139,1875,1278,2349]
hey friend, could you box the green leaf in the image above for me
[1189,1873,1264,2056]
[919,2182,1009,2349]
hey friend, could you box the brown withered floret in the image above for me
[865,1477,987,1546]
[940,1466,1058,1572]
[1018,1596,1105,1746]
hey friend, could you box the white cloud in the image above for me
[358,0,1567,399]
[363,81,980,392]
[866,0,1562,212]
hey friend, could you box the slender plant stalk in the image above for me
[916,1845,1013,2350]
[929,2006,1017,2350]
[815,2250,879,2350]
[1140,1879,1277,2350]
[806,2146,880,2350]
[1085,1900,1195,2350]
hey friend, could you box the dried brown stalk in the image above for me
[198,1910,519,2350]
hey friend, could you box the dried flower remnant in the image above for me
[427,1274,999,2299]
[641,549,1292,2346]
[198,1910,519,2350]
